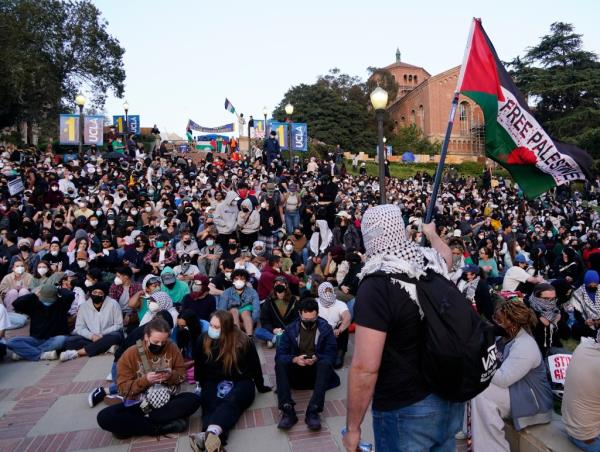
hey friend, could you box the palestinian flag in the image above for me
[457,19,592,198]
[224,98,236,115]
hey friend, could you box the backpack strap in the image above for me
[136,340,151,373]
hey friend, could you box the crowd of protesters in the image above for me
[0,130,599,451]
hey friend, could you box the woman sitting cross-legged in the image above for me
[471,299,553,452]
[96,318,201,439]
[189,310,271,452]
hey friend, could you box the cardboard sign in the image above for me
[547,354,572,384]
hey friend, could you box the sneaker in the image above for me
[107,345,117,354]
[277,404,298,430]
[455,430,467,440]
[105,372,113,381]
[305,408,321,431]
[189,432,206,452]
[158,418,188,435]
[59,350,78,362]
[40,350,58,361]
[88,386,106,408]
[104,395,124,406]
[10,352,21,361]
[204,432,221,452]
[266,340,274,349]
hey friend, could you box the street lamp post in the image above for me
[262,107,268,139]
[370,87,388,204]
[123,101,129,144]
[284,103,294,168]
[75,94,86,162]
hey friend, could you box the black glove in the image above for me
[257,384,272,394]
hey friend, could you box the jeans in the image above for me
[372,393,464,452]
[275,359,334,412]
[254,327,275,343]
[7,312,28,329]
[7,335,67,361]
[569,435,600,452]
[97,392,201,438]
[64,331,124,357]
[284,211,300,234]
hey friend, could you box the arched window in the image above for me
[414,75,418,84]
[403,74,407,82]
[401,115,406,124]
[459,102,470,136]
[408,75,413,82]
[418,105,424,128]
[411,109,416,124]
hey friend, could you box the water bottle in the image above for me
[193,382,201,397]
[341,427,374,451]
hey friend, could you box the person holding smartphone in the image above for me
[274,298,340,432]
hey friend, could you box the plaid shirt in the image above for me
[109,282,143,308]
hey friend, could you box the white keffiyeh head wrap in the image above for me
[358,204,448,281]
[317,282,336,308]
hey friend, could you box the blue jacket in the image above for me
[275,317,340,388]
[218,286,260,323]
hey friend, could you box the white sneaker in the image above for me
[59,350,78,362]
[455,430,467,440]
[105,372,113,381]
[10,352,22,361]
[107,345,117,354]
[40,350,58,360]
[266,341,274,349]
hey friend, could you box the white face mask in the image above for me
[148,301,160,313]
[37,267,48,276]
[85,279,94,287]
[14,266,25,275]
[145,206,152,213]
[107,219,115,225]
[224,271,232,280]
[114,276,123,286]
[233,280,245,290]
[284,244,293,253]
[50,250,59,256]
[90,220,98,227]
[77,260,87,268]
[206,239,214,247]
[103,200,110,206]
[131,209,138,215]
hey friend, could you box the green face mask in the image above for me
[155,241,164,248]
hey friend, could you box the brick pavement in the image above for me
[0,325,466,451]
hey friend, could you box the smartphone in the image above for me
[302,355,315,360]
[155,368,171,374]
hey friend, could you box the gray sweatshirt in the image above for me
[74,297,123,339]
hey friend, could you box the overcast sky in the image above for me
[94,0,599,135]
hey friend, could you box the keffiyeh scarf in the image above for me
[318,282,336,308]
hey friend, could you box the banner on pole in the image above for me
[188,119,235,133]
[113,115,140,134]
[267,121,308,151]
[252,120,266,138]
[59,114,105,145]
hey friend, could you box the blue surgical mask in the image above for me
[208,326,220,340]
[306,281,312,291]
[155,241,164,248]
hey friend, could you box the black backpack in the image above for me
[377,270,498,402]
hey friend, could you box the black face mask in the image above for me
[91,294,104,304]
[294,233,303,239]
[228,243,237,250]
[183,239,191,245]
[20,246,30,252]
[148,343,165,355]
[274,285,286,294]
[296,272,305,278]
[165,282,176,289]
[301,319,316,329]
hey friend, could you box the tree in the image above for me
[388,124,440,156]
[366,66,399,102]
[508,22,600,157]
[0,0,125,139]
[273,69,377,151]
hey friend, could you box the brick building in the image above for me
[373,49,485,156]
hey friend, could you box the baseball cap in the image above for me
[515,253,532,265]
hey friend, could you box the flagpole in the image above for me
[423,18,477,225]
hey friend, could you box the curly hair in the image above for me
[494,299,538,334]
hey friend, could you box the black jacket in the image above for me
[259,295,299,332]
[13,293,72,340]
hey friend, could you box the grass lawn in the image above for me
[345,160,510,179]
